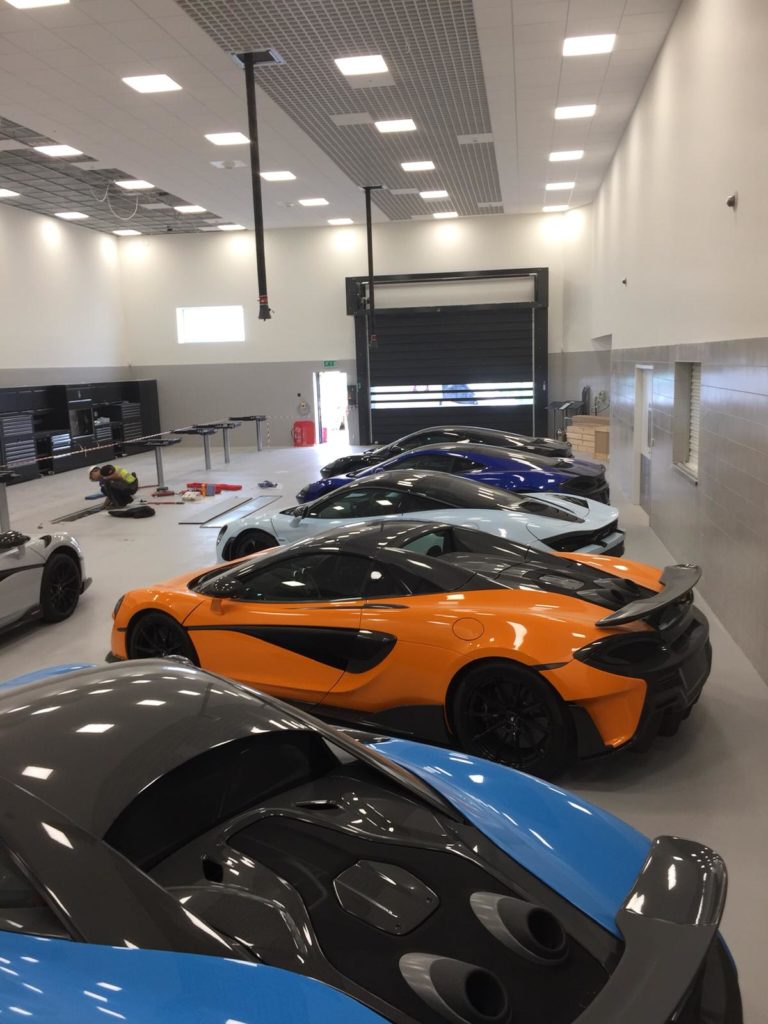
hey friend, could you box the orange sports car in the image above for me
[110,520,711,777]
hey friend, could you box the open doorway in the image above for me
[314,370,349,444]
[633,365,653,509]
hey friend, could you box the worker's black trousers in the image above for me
[102,479,138,508]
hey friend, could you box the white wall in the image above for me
[119,213,576,367]
[0,202,125,373]
[591,0,768,350]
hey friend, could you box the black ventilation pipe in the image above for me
[361,184,383,442]
[239,51,272,320]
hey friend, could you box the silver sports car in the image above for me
[0,529,90,633]
[216,470,624,561]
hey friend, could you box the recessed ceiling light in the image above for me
[563,34,616,57]
[205,132,249,146]
[335,55,388,76]
[21,766,53,780]
[115,179,154,190]
[420,190,449,199]
[542,205,569,213]
[549,150,584,162]
[260,171,296,182]
[545,181,575,191]
[35,144,83,158]
[122,74,182,94]
[175,205,206,214]
[113,229,141,236]
[0,188,20,199]
[554,105,597,120]
[298,198,329,207]
[375,119,416,133]
[55,212,88,220]
[217,224,246,231]
[433,211,458,219]
[402,160,435,171]
[328,218,353,225]
[5,0,69,7]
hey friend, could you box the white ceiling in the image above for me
[0,0,682,232]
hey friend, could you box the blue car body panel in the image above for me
[378,738,651,937]
[0,932,389,1024]
[299,446,596,502]
[0,664,94,690]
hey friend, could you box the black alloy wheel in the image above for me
[40,552,82,623]
[127,611,199,663]
[231,529,278,559]
[452,661,573,778]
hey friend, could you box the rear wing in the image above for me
[573,835,738,1024]
[596,564,701,627]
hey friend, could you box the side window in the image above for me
[455,456,486,472]
[239,553,372,602]
[309,489,376,520]
[0,846,69,939]
[394,453,459,472]
[401,492,451,512]
[398,528,454,558]
[366,558,447,598]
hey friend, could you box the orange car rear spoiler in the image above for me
[596,564,701,628]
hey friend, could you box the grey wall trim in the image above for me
[610,337,768,684]
[130,360,359,449]
[0,366,132,387]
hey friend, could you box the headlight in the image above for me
[113,595,125,619]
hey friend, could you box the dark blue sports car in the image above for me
[0,661,741,1024]
[299,443,609,504]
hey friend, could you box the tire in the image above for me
[230,529,278,559]
[451,660,574,779]
[40,551,82,623]
[126,611,199,664]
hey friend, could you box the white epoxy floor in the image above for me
[1,440,766,1022]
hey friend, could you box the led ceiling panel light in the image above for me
[175,205,206,214]
[298,198,329,207]
[115,179,154,190]
[554,105,597,120]
[545,182,575,191]
[433,211,458,219]
[217,224,245,231]
[0,188,20,198]
[420,190,448,199]
[34,144,82,157]
[113,229,141,236]
[402,161,435,172]
[5,0,69,7]
[260,171,296,181]
[328,218,353,225]
[375,119,416,133]
[335,55,388,76]
[122,74,182,93]
[205,132,249,145]
[550,150,584,162]
[55,211,88,220]
[543,205,569,212]
[563,34,616,56]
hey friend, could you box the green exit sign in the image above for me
[322,360,336,368]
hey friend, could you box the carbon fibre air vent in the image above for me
[334,861,438,935]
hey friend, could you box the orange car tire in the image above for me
[126,610,199,665]
[449,659,575,779]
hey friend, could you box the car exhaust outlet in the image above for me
[470,892,568,965]
[399,953,508,1024]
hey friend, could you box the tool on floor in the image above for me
[258,480,278,488]
[152,487,175,497]
[84,492,103,500]
[186,482,243,494]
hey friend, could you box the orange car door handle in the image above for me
[362,603,408,609]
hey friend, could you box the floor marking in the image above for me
[178,496,255,526]
[199,495,281,529]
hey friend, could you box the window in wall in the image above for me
[673,362,701,481]
[176,305,245,344]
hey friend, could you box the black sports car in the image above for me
[0,660,742,1024]
[321,425,572,478]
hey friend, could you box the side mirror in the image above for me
[293,505,308,518]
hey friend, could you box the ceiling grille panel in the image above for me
[175,0,503,220]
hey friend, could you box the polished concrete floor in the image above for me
[1,440,766,1022]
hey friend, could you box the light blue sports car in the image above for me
[0,660,742,1024]
[216,470,624,561]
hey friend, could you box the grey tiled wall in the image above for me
[611,339,768,682]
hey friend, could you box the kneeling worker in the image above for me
[89,464,139,509]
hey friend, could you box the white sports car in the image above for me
[0,529,90,634]
[216,470,624,561]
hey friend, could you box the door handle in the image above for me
[362,603,408,609]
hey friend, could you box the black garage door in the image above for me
[367,306,538,443]
[347,269,549,446]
